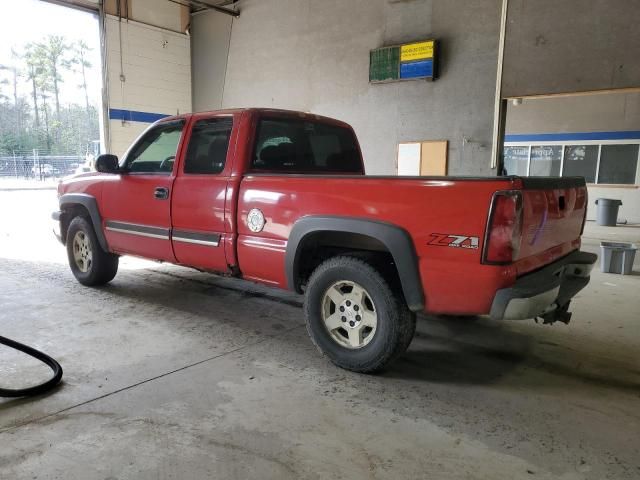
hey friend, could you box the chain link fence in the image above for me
[0,150,93,183]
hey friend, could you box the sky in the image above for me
[0,0,102,106]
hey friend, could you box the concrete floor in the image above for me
[0,190,639,479]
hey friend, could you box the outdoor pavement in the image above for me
[0,190,638,479]
[0,178,59,191]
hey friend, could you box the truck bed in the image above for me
[236,175,587,315]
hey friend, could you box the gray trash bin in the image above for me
[600,242,637,275]
[595,198,622,226]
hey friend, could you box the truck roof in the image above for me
[159,108,353,129]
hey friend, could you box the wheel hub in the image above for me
[339,299,362,328]
[321,280,377,349]
[72,231,93,273]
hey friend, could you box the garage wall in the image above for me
[191,11,233,112]
[104,2,191,157]
[192,0,502,175]
[503,0,640,98]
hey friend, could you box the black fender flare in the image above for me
[285,216,425,312]
[59,193,109,252]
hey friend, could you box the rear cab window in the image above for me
[251,117,363,174]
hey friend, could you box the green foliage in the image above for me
[0,36,99,156]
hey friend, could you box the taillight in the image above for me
[482,191,523,264]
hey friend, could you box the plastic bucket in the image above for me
[600,242,637,275]
[595,198,622,226]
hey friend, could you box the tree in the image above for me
[34,35,72,121]
[0,34,99,159]
[0,75,8,103]
[23,44,41,129]
[72,40,93,115]
[1,49,25,135]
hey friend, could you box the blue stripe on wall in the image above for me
[108,108,169,123]
[505,130,640,142]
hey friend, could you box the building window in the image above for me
[503,141,639,185]
[530,146,561,176]
[563,145,598,183]
[598,144,639,184]
[503,146,529,176]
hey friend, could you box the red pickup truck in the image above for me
[53,108,596,372]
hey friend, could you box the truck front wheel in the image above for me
[66,216,119,286]
[303,256,416,373]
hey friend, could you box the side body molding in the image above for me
[285,216,425,312]
[59,193,109,252]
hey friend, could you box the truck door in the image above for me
[101,119,185,262]
[170,115,235,272]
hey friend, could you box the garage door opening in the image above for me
[0,0,103,187]
[502,90,640,223]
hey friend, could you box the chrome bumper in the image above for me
[490,251,598,321]
[51,210,63,244]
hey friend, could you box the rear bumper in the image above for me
[490,250,597,321]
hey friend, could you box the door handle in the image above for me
[154,187,169,200]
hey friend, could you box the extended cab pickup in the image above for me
[53,108,597,372]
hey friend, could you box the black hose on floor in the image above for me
[0,335,63,398]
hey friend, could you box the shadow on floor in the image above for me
[385,314,640,392]
[104,267,640,393]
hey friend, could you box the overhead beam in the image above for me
[169,0,240,17]
[40,0,99,13]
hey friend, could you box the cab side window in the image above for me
[184,117,233,174]
[126,121,185,174]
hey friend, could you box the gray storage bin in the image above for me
[595,198,622,226]
[600,242,637,275]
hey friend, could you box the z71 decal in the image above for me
[428,233,479,250]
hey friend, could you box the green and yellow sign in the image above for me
[370,39,438,83]
[400,41,434,62]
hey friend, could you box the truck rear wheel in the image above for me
[303,256,416,373]
[66,216,119,286]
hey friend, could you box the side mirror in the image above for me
[95,154,120,173]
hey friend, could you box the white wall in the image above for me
[507,93,640,134]
[191,11,233,111]
[105,15,191,157]
[130,0,184,33]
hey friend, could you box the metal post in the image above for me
[595,145,602,184]
[12,151,17,179]
[490,0,509,172]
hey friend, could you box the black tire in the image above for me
[66,216,119,286]
[303,256,416,373]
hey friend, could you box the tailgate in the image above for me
[516,177,587,273]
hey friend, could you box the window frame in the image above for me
[121,120,186,176]
[503,139,640,186]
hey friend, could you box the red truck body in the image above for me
[53,108,596,371]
